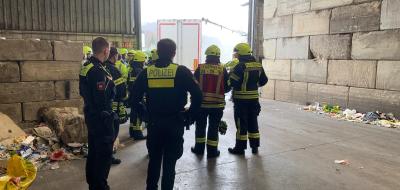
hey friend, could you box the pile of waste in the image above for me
[303,103,400,128]
[0,107,88,177]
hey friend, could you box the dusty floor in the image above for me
[31,99,400,190]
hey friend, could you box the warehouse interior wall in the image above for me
[259,0,400,117]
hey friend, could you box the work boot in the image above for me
[191,146,204,155]
[252,148,258,154]
[131,130,146,140]
[111,156,121,165]
[207,150,220,159]
[228,147,245,155]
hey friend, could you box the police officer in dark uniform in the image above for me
[191,45,230,158]
[105,47,128,165]
[79,37,116,190]
[131,39,202,190]
[228,43,268,155]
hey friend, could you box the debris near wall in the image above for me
[303,103,400,129]
[0,109,88,174]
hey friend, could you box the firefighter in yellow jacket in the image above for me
[191,45,230,158]
[228,43,268,155]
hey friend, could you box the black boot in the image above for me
[228,147,245,155]
[252,147,258,154]
[133,131,147,140]
[191,146,204,155]
[207,150,220,159]
[111,156,121,165]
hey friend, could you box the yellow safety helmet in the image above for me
[83,46,92,55]
[233,43,252,56]
[133,51,147,62]
[128,49,136,55]
[150,49,158,61]
[119,48,128,55]
[205,45,221,56]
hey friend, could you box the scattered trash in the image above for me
[303,103,400,129]
[334,160,350,165]
[50,162,60,170]
[21,136,35,146]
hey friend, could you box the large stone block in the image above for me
[376,61,400,91]
[263,15,292,39]
[0,39,52,60]
[307,83,349,108]
[310,34,351,60]
[381,0,400,30]
[264,0,278,19]
[292,10,331,37]
[263,39,276,59]
[55,80,80,100]
[328,60,376,88]
[0,82,55,104]
[20,61,81,81]
[311,0,352,10]
[53,41,84,61]
[22,99,83,121]
[348,88,400,116]
[0,103,22,122]
[275,80,308,104]
[330,1,381,34]
[276,37,309,59]
[291,60,327,84]
[261,80,275,100]
[277,0,310,16]
[262,60,291,80]
[352,30,400,60]
[0,62,20,82]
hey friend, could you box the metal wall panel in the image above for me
[0,0,135,35]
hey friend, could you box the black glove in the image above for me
[219,120,228,135]
[182,109,194,130]
[138,102,149,123]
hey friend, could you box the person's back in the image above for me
[130,39,202,190]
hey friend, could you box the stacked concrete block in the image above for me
[0,39,83,127]
[261,0,400,116]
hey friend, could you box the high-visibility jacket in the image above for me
[194,63,230,108]
[115,60,129,80]
[229,58,268,100]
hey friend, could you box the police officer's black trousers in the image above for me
[129,106,143,136]
[233,99,261,150]
[195,108,223,153]
[146,115,184,190]
[85,115,114,190]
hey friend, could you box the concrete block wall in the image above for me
[261,0,400,117]
[0,39,84,127]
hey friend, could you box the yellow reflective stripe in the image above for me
[233,94,259,99]
[237,135,247,141]
[207,139,218,147]
[114,77,126,85]
[245,62,262,69]
[130,120,143,131]
[234,90,258,95]
[242,71,248,91]
[230,73,240,81]
[248,133,260,139]
[80,63,94,76]
[148,79,174,88]
[201,103,225,108]
[196,137,206,143]
[200,64,223,75]
[129,77,137,82]
[203,96,224,102]
[203,92,224,98]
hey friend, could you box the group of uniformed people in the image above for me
[79,37,268,190]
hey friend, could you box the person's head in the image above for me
[92,37,110,62]
[108,47,119,64]
[83,46,92,60]
[157,39,176,60]
[127,49,136,61]
[233,43,252,58]
[119,48,128,60]
[150,49,158,62]
[133,51,147,65]
[205,45,221,64]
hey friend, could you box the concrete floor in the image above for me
[31,99,400,190]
